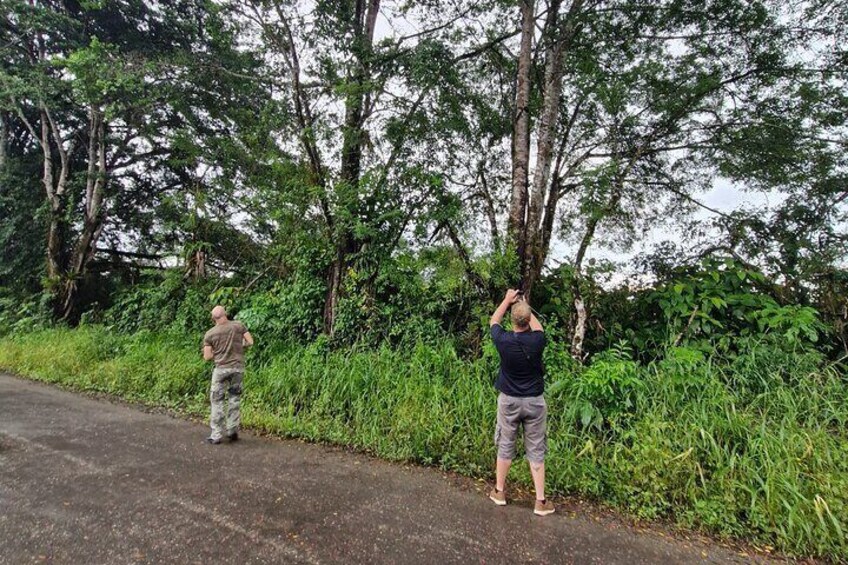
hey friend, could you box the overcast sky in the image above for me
[570,178,785,274]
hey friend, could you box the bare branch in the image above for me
[11,103,41,146]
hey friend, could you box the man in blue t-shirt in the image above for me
[488,289,554,516]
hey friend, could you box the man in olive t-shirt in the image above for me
[202,305,254,444]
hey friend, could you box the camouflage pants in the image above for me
[210,368,243,441]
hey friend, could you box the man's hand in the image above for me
[492,289,520,326]
[504,289,521,305]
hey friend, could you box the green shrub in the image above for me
[0,290,53,337]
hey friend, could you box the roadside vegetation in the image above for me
[1,266,846,559]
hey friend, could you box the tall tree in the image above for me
[236,0,494,336]
[0,0,269,318]
[437,0,843,357]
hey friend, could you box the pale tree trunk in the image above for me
[15,101,106,319]
[7,44,66,284]
[523,0,585,294]
[61,106,107,318]
[8,34,109,320]
[187,249,207,280]
[524,0,564,290]
[571,295,587,358]
[40,105,73,289]
[70,107,106,274]
[506,0,534,271]
[185,182,208,281]
[570,215,599,359]
[324,246,345,335]
[507,0,587,294]
[41,111,59,279]
[569,151,636,359]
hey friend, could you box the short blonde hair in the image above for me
[512,302,531,329]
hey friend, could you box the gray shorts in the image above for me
[494,393,547,463]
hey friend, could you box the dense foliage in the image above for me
[1,0,847,559]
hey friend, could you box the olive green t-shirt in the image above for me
[203,320,248,369]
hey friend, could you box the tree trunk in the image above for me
[506,0,535,274]
[524,0,587,291]
[569,215,599,360]
[323,0,381,337]
[62,106,108,319]
[69,107,106,274]
[0,112,7,174]
[524,0,563,291]
[323,244,345,335]
[187,248,207,280]
[569,171,625,360]
[477,155,501,251]
[571,293,587,359]
[39,111,59,280]
[538,176,562,273]
[523,0,585,294]
[444,221,487,293]
[30,102,108,320]
[46,211,63,281]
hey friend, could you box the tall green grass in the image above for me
[1,327,846,560]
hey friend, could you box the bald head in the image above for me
[511,301,531,330]
[211,305,228,323]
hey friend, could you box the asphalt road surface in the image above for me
[0,373,769,564]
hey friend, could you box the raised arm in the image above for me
[490,289,520,326]
[529,311,543,332]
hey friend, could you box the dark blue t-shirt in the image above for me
[490,324,546,397]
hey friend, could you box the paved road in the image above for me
[0,374,765,564]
